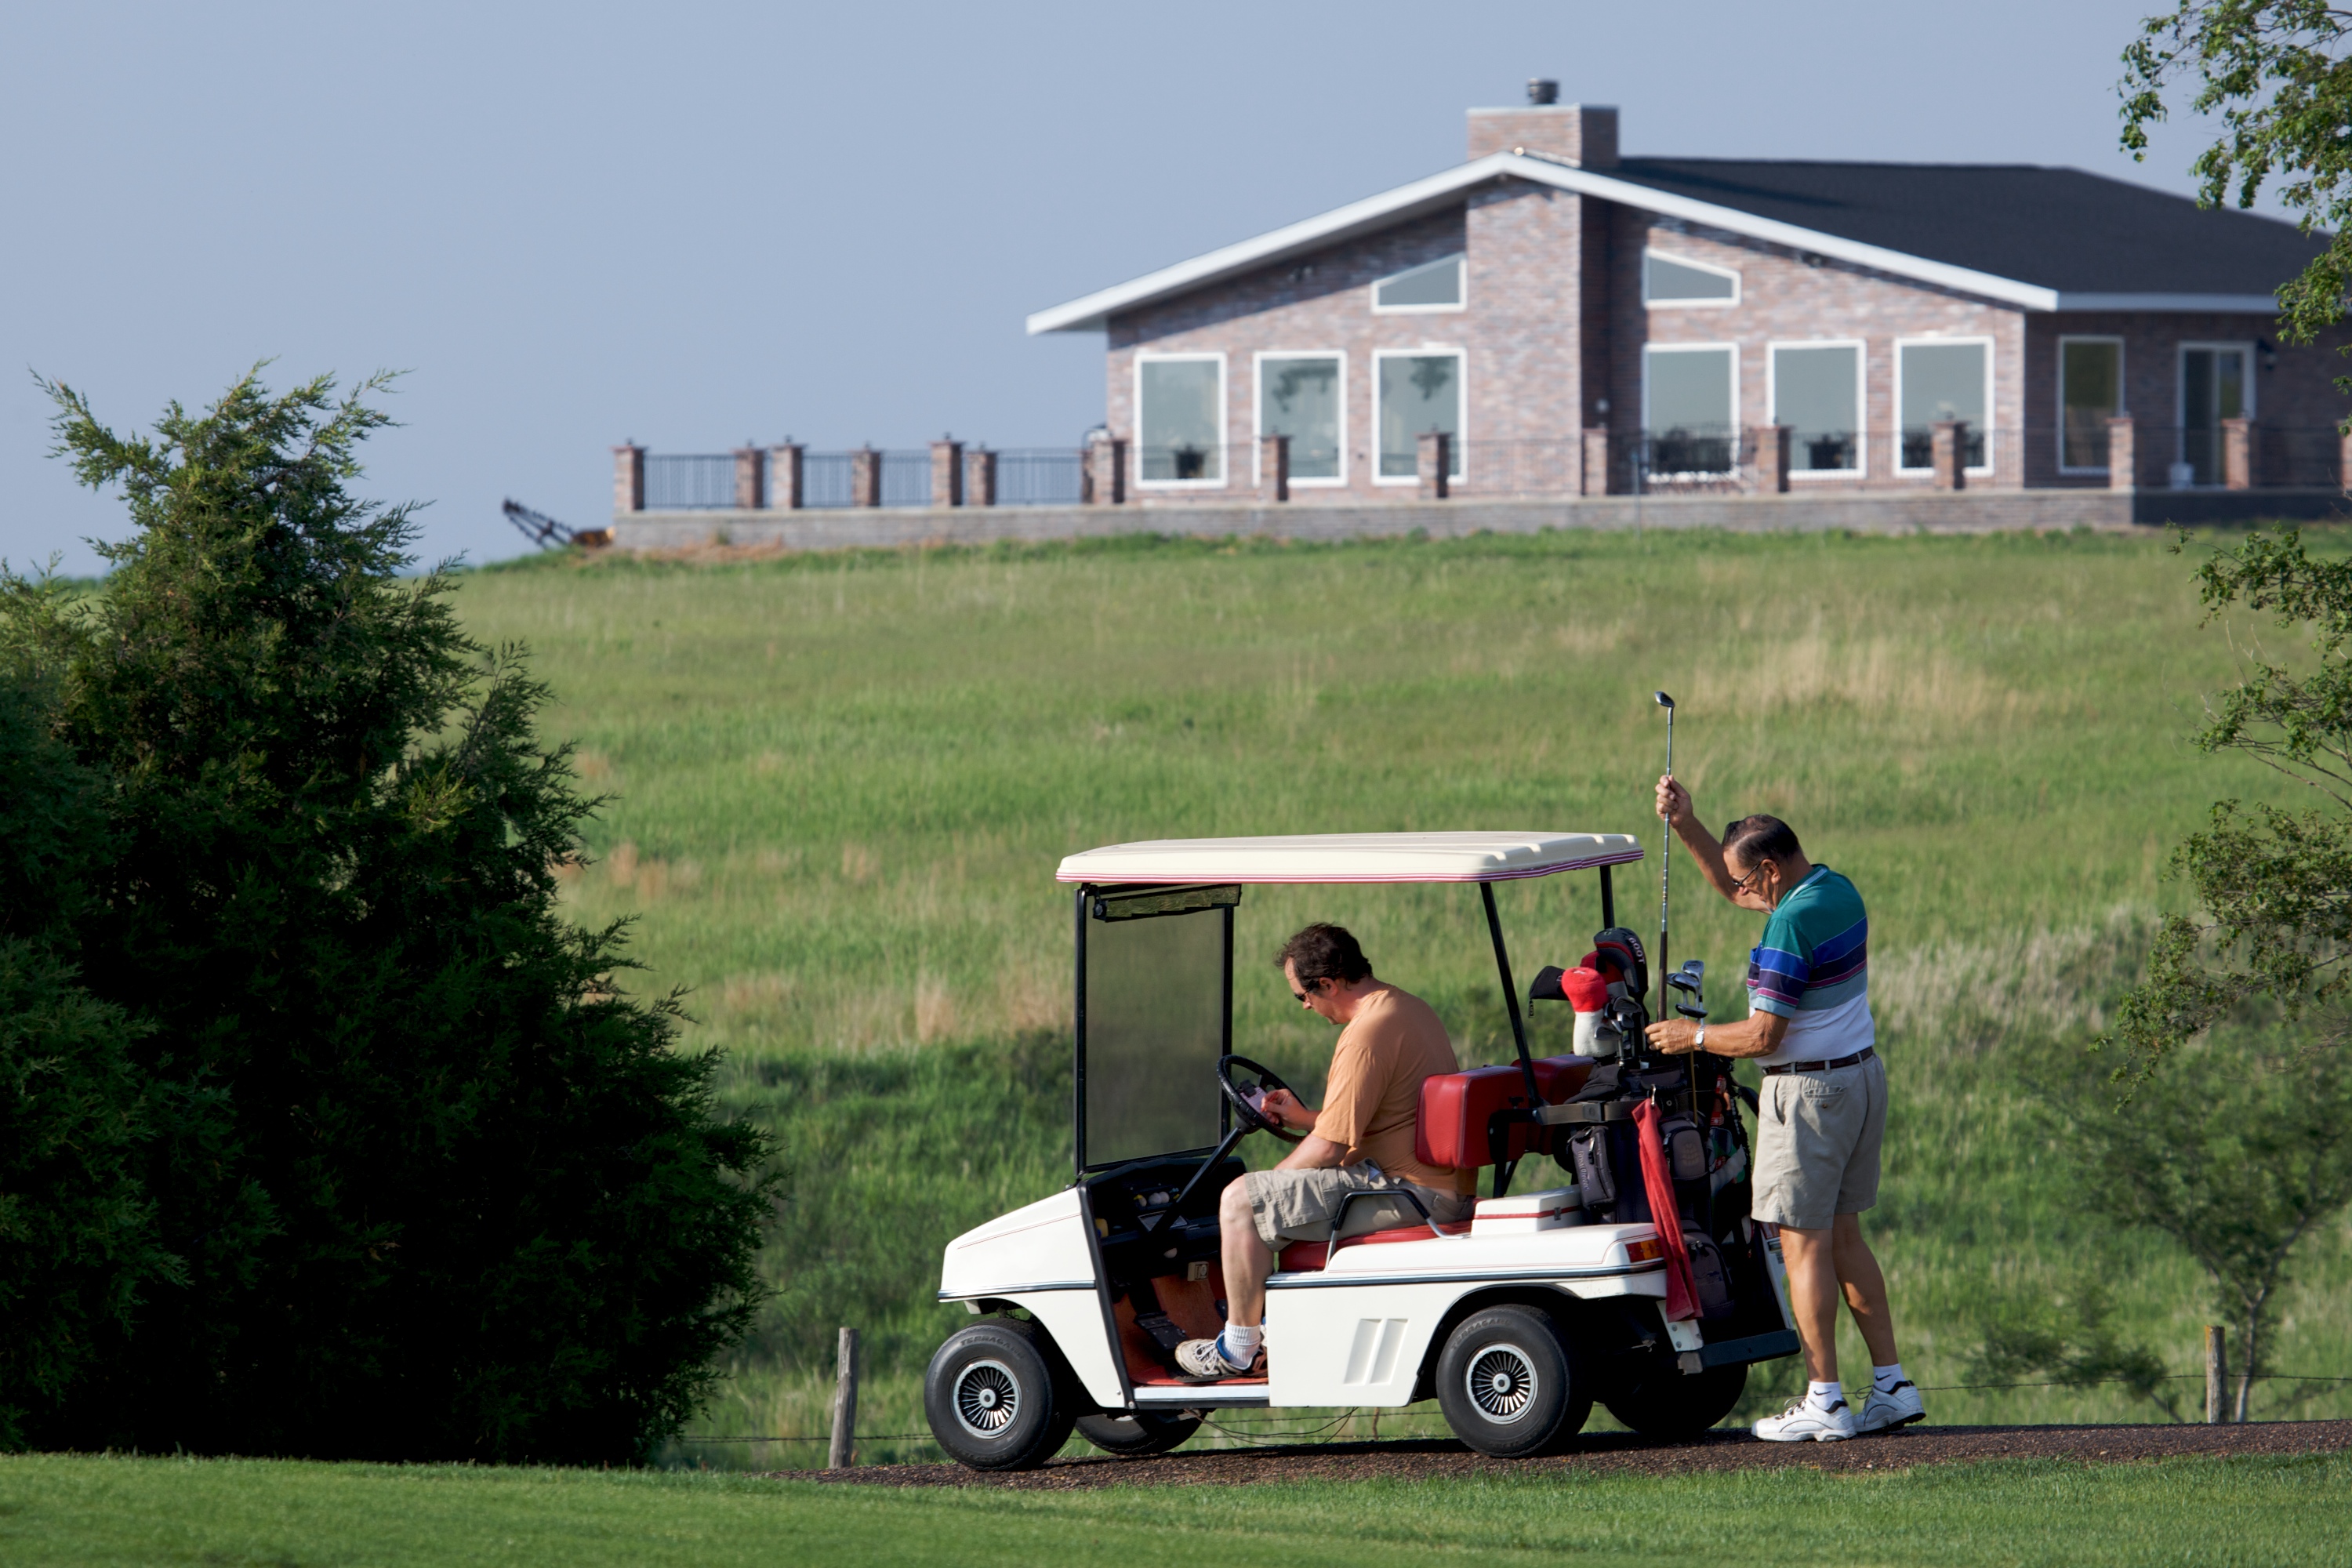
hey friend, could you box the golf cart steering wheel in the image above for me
[1218,1055,1306,1145]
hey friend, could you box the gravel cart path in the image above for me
[796,1420,2352,1490]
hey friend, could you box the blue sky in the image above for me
[0,1,2270,575]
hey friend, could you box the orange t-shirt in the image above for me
[1313,984,1467,1194]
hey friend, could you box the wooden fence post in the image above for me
[2205,1325,2226,1424]
[829,1326,860,1468]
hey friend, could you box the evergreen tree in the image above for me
[2,370,779,1461]
[0,666,166,1448]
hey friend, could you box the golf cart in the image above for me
[922,831,1800,1468]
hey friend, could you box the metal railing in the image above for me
[993,449,1086,506]
[644,454,739,510]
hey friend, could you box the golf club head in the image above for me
[1675,1003,1708,1021]
[1654,691,1675,710]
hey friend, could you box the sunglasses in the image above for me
[1293,980,1323,1004]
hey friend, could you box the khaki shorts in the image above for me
[1752,1053,1886,1231]
[1240,1163,1472,1251]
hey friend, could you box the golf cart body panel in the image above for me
[926,829,1802,1466]
[1057,831,1644,885]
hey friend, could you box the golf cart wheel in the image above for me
[922,1317,1077,1471]
[1602,1359,1748,1438]
[1074,1410,1200,1457]
[1434,1305,1591,1458]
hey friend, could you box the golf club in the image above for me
[1654,691,1675,1029]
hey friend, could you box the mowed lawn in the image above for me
[3,1451,2345,1567]
[441,527,2352,1457]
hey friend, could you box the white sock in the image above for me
[1874,1363,1907,1393]
[1808,1380,1844,1410]
[1219,1323,1262,1364]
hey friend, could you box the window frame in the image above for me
[1893,335,1995,477]
[1641,341,1741,477]
[1642,247,1742,310]
[1370,346,1468,485]
[1251,350,1348,487]
[1766,338,1867,478]
[1132,350,1229,490]
[1369,252,1467,315]
[2056,335,2126,475]
[2176,339,2258,426]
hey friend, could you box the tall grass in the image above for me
[453,527,2352,1462]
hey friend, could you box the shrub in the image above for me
[2,370,780,1461]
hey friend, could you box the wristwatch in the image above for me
[1693,1024,1708,1052]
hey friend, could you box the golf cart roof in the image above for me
[1057,831,1643,886]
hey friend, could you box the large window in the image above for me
[2179,343,2252,486]
[2059,337,2123,472]
[1643,344,1737,474]
[1373,254,1464,313]
[1256,354,1345,482]
[1769,342,1863,475]
[1136,354,1225,485]
[1896,338,1991,473]
[1643,249,1740,307]
[1376,350,1464,480]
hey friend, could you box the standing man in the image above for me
[1174,924,1472,1381]
[1642,779,1924,1441]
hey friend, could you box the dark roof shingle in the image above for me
[1610,158,2322,296]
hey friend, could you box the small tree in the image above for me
[2,370,779,1461]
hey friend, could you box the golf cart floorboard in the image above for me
[793,1419,2352,1489]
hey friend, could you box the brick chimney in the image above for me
[1467,99,1618,168]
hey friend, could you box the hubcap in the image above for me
[953,1359,1022,1439]
[1465,1344,1539,1424]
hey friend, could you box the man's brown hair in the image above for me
[1722,814,1803,868]
[1276,923,1372,986]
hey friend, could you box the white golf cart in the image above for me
[922,832,1799,1468]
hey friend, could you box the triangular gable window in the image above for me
[1373,254,1465,313]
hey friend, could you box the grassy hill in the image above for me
[449,526,2352,1465]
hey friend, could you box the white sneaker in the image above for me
[1753,1393,1857,1443]
[1860,1380,1926,1433]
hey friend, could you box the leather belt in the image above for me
[1762,1046,1875,1077]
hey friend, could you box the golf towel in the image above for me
[1632,1100,1700,1322]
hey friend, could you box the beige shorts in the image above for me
[1240,1163,1472,1250]
[1752,1053,1886,1231]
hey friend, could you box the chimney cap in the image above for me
[1526,78,1559,105]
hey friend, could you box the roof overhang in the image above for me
[1025,151,2285,332]
[1056,831,1644,885]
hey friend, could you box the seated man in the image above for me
[1175,923,1472,1380]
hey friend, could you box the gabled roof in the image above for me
[1027,151,2315,333]
[1055,831,1644,885]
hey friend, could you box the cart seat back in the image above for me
[1414,1054,1595,1171]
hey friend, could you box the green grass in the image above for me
[441,527,2352,1462]
[4,1450,2347,1566]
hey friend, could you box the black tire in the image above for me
[1434,1305,1592,1458]
[1073,1410,1201,1456]
[922,1317,1079,1471]
[1602,1358,1748,1438]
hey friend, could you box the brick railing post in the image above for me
[2106,416,2136,492]
[1931,419,1967,491]
[851,446,883,508]
[2223,416,2255,490]
[613,443,645,513]
[1260,434,1290,503]
[734,447,765,511]
[930,439,964,508]
[1581,428,1611,495]
[1753,424,1791,493]
[965,448,997,507]
[1417,430,1451,499]
[768,442,804,510]
[1087,433,1126,505]
[2339,426,2352,497]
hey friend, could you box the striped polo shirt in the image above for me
[1745,864,1875,1068]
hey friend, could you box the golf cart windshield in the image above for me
[1077,884,1239,1171]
